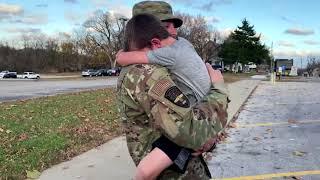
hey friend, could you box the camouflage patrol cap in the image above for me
[132,1,183,28]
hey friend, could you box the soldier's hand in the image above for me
[201,136,218,152]
[191,150,203,157]
[206,63,224,84]
[191,136,219,156]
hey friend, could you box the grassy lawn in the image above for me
[223,72,256,83]
[275,75,305,82]
[0,89,120,179]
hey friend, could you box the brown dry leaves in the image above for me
[18,133,29,141]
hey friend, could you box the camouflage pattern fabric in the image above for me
[132,1,183,28]
[117,64,229,179]
[158,156,211,180]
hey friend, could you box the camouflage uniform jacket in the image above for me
[117,64,229,179]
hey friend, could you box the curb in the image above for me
[229,83,259,124]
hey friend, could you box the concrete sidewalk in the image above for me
[39,80,260,180]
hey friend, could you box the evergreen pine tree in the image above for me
[219,18,270,66]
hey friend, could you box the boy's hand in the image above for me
[115,49,148,66]
[116,49,129,66]
[116,49,123,61]
[206,63,224,84]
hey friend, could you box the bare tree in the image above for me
[176,13,221,62]
[306,56,320,75]
[82,10,125,68]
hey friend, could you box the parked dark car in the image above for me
[3,72,17,78]
[212,64,223,72]
[107,69,116,76]
[92,69,108,76]
[107,67,121,76]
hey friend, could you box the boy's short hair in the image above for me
[124,13,169,51]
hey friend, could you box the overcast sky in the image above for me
[0,0,319,66]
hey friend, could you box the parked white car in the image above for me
[0,71,17,78]
[17,72,40,79]
[81,69,97,77]
[0,71,9,78]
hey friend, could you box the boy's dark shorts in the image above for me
[152,135,192,173]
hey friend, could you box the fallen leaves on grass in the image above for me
[4,105,17,110]
[72,120,116,138]
[0,88,120,178]
[77,113,86,118]
[18,133,29,141]
[26,170,41,179]
[6,129,12,134]
[104,99,111,103]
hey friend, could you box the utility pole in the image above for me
[119,17,128,47]
[270,42,275,84]
[119,17,128,29]
[116,17,128,67]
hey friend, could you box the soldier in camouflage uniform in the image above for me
[117,1,229,179]
[117,64,229,180]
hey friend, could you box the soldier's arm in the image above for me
[145,67,229,150]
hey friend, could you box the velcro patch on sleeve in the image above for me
[165,86,190,108]
[151,79,172,97]
[149,79,191,116]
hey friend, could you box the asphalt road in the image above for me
[209,81,320,180]
[0,78,117,102]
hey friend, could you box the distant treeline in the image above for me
[0,11,270,73]
[0,42,89,73]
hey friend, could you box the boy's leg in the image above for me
[135,147,173,180]
[158,156,211,180]
[135,135,193,180]
[152,135,192,173]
